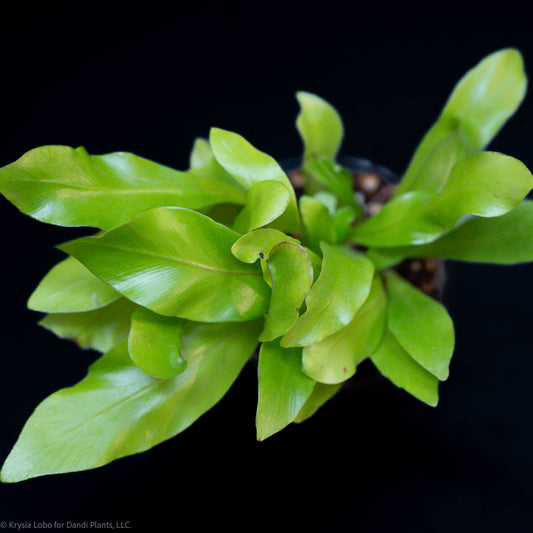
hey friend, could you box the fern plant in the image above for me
[0,48,532,482]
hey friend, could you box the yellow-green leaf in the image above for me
[259,242,314,342]
[256,340,316,441]
[301,274,387,383]
[385,271,454,380]
[209,127,300,233]
[371,329,439,407]
[397,49,527,195]
[59,207,270,322]
[128,307,187,379]
[281,243,374,347]
[0,146,246,229]
[28,256,120,313]
[39,298,136,353]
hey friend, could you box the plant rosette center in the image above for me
[1,48,533,482]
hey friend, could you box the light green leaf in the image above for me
[293,383,342,423]
[198,203,243,227]
[281,243,374,347]
[385,271,454,380]
[397,48,527,195]
[299,195,337,253]
[365,248,410,271]
[233,180,291,234]
[59,207,270,322]
[209,127,300,233]
[28,256,120,313]
[296,91,344,163]
[397,199,533,264]
[256,340,316,441]
[301,274,387,383]
[351,190,437,247]
[1,320,261,482]
[304,246,323,280]
[352,152,533,247]
[260,242,314,342]
[128,307,186,379]
[231,228,300,264]
[333,206,357,242]
[0,146,246,229]
[189,137,214,169]
[303,157,360,212]
[39,298,137,353]
[313,191,338,215]
[370,329,439,407]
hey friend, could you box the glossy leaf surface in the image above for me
[385,271,454,380]
[233,180,290,233]
[281,243,374,347]
[39,298,137,353]
[256,340,316,441]
[1,321,261,482]
[231,228,299,264]
[371,330,439,407]
[296,91,344,163]
[299,195,337,253]
[0,146,246,229]
[209,127,300,233]
[128,307,186,379]
[397,49,527,195]
[395,200,533,264]
[28,256,120,313]
[352,152,533,247]
[294,383,342,423]
[60,207,270,322]
[260,242,314,342]
[301,275,387,383]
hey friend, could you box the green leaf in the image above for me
[0,146,246,229]
[303,157,360,212]
[231,228,300,264]
[352,152,533,247]
[293,383,342,423]
[59,207,270,322]
[189,137,214,168]
[370,329,439,407]
[209,128,300,233]
[396,199,533,264]
[397,48,527,195]
[198,203,243,227]
[301,274,387,383]
[128,307,187,379]
[233,180,291,234]
[281,243,374,347]
[296,91,344,163]
[299,195,338,253]
[231,228,301,288]
[256,340,316,441]
[385,271,454,380]
[259,242,314,342]
[333,206,357,242]
[365,248,410,271]
[1,320,261,482]
[304,246,323,280]
[28,256,121,313]
[39,298,137,353]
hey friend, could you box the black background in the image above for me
[1,4,533,532]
